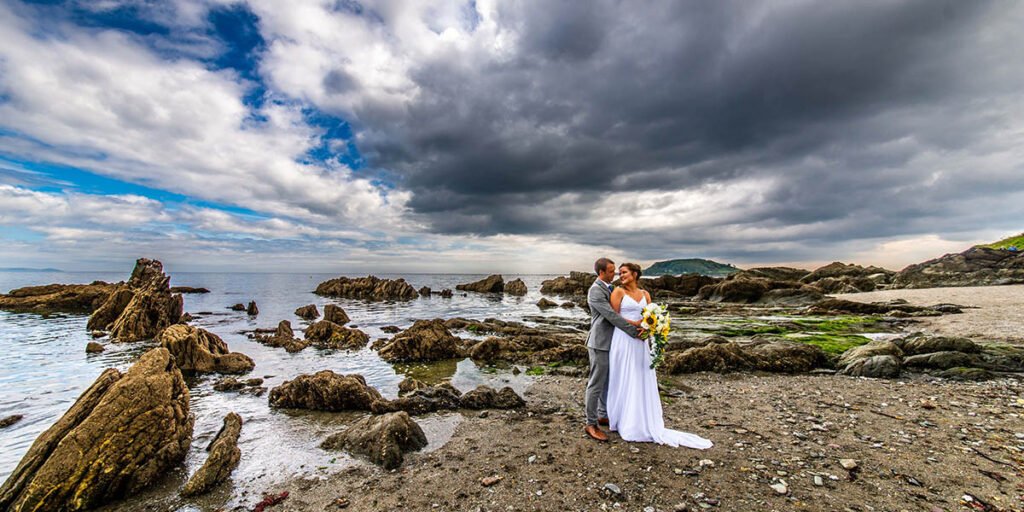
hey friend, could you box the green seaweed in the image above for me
[792,316,882,333]
[786,333,873,355]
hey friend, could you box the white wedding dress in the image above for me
[607,294,713,449]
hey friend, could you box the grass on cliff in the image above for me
[981,233,1024,250]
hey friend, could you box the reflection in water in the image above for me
[0,271,586,509]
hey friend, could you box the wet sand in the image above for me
[836,284,1024,344]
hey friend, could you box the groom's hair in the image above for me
[594,257,614,275]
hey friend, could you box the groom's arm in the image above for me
[588,286,640,338]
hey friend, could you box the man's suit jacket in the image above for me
[586,279,640,351]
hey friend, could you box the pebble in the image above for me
[630,447,640,454]
[644,507,655,512]
[770,482,788,495]
[813,475,824,486]
[839,458,858,470]
[480,475,503,487]
[699,459,715,468]
[528,455,537,464]
[479,411,489,418]
[603,483,621,495]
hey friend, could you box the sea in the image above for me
[0,271,586,509]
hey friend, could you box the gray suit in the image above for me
[584,279,641,426]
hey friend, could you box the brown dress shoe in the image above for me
[585,424,609,442]
[598,417,610,426]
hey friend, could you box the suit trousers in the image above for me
[585,347,610,425]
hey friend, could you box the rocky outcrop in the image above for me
[892,246,1024,288]
[158,324,255,374]
[85,342,104,353]
[304,321,369,350]
[418,286,431,297]
[255,320,310,353]
[662,338,828,374]
[746,341,830,373]
[731,267,810,282]
[374,320,464,362]
[0,282,117,314]
[539,271,593,296]
[799,262,895,293]
[229,304,246,311]
[323,304,350,325]
[805,298,947,316]
[213,377,264,393]
[170,287,210,294]
[0,348,192,511]
[536,298,559,309]
[87,259,183,342]
[320,412,427,470]
[458,386,527,409]
[641,274,721,298]
[181,412,242,497]
[663,340,755,374]
[372,384,526,415]
[246,301,259,316]
[836,340,904,369]
[835,334,1024,380]
[504,278,528,296]
[457,274,505,293]
[696,277,812,304]
[398,377,428,396]
[840,355,902,378]
[294,304,320,320]
[315,275,418,301]
[1,415,23,428]
[897,334,980,356]
[268,371,383,411]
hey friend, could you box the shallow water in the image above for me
[0,271,587,509]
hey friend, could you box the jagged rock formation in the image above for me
[315,275,418,301]
[269,372,384,411]
[799,262,895,293]
[834,333,1024,379]
[641,274,721,298]
[456,274,505,293]
[0,348,193,511]
[892,246,1024,288]
[539,271,593,296]
[696,277,820,304]
[372,384,526,415]
[323,304,350,325]
[320,412,427,470]
[731,267,811,282]
[504,278,528,296]
[87,259,183,342]
[398,377,428,396]
[304,320,369,350]
[294,304,320,320]
[255,320,310,352]
[181,412,242,497]
[373,320,464,362]
[805,298,950,316]
[246,301,259,316]
[0,282,116,314]
[158,324,255,374]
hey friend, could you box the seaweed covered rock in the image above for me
[0,348,193,512]
[897,334,980,356]
[87,259,183,342]
[840,355,901,378]
[747,341,829,373]
[158,324,254,374]
[269,371,383,411]
[456,274,505,293]
[663,341,755,374]
[0,281,117,314]
[836,340,904,369]
[458,386,526,409]
[323,304,350,325]
[372,384,463,415]
[504,278,528,296]
[294,304,320,320]
[181,412,242,497]
[304,320,369,350]
[321,412,427,470]
[315,275,418,301]
[375,319,464,362]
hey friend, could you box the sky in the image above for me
[0,0,1022,274]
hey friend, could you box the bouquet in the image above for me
[640,302,671,369]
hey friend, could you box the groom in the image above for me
[584,257,643,442]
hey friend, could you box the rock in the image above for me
[229,303,246,311]
[560,301,575,308]
[539,271,593,296]
[158,324,255,374]
[733,267,810,282]
[841,355,901,378]
[87,259,183,342]
[398,377,428,396]
[696,277,805,303]
[799,262,894,292]
[294,304,319,320]
[770,482,788,495]
[269,371,383,411]
[934,367,997,381]
[837,340,904,369]
[458,386,526,409]
[255,320,311,353]
[321,412,427,469]
[806,298,940,316]
[304,321,369,350]
[639,274,721,298]
[418,286,431,297]
[0,415,23,428]
[468,337,504,362]
[315,275,418,301]
[85,341,104,353]
[181,412,242,497]
[456,274,505,293]
[536,298,559,309]
[0,281,117,314]
[813,475,824,486]
[663,342,755,374]
[897,334,980,356]
[372,384,462,415]
[892,246,1024,288]
[246,301,259,316]
[213,377,263,392]
[603,483,622,495]
[438,289,453,298]
[0,348,192,511]
[504,278,528,296]
[274,320,294,339]
[323,304,350,325]
[747,341,829,373]
[480,475,503,487]
[375,319,464,362]
[756,288,824,306]
[170,287,210,294]
[381,325,401,334]
[839,459,858,470]
[90,330,105,338]
[903,351,979,370]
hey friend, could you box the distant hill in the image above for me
[0,267,63,272]
[644,258,739,277]
[981,233,1024,250]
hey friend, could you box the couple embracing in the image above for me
[583,257,713,449]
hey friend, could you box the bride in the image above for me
[606,262,713,449]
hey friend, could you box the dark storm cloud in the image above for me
[338,0,1024,259]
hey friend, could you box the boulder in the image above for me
[320,412,427,470]
[0,415,23,428]
[897,335,980,356]
[439,289,454,298]
[468,337,504,363]
[536,298,559,309]
[372,384,462,415]
[381,325,401,334]
[323,304,350,325]
[641,274,721,298]
[246,301,258,316]
[456,274,505,293]
[275,320,294,339]
[398,377,428,396]
[806,298,939,316]
[840,355,901,378]
[229,304,246,311]
[504,278,528,296]
[170,287,210,294]
[213,377,264,392]
[418,286,431,297]
[539,271,593,296]
[255,320,310,353]
[181,412,242,497]
[0,281,117,314]
[294,304,320,320]
[304,321,369,350]
[696,277,804,303]
[903,351,979,370]
[85,341,104,353]
[87,259,183,342]
[0,348,192,511]
[458,386,526,409]
[375,320,464,362]
[315,275,418,301]
[268,371,383,411]
[892,246,1024,288]
[663,342,755,374]
[837,340,904,369]
[158,324,255,374]
[746,341,830,373]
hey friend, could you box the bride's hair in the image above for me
[620,262,642,280]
